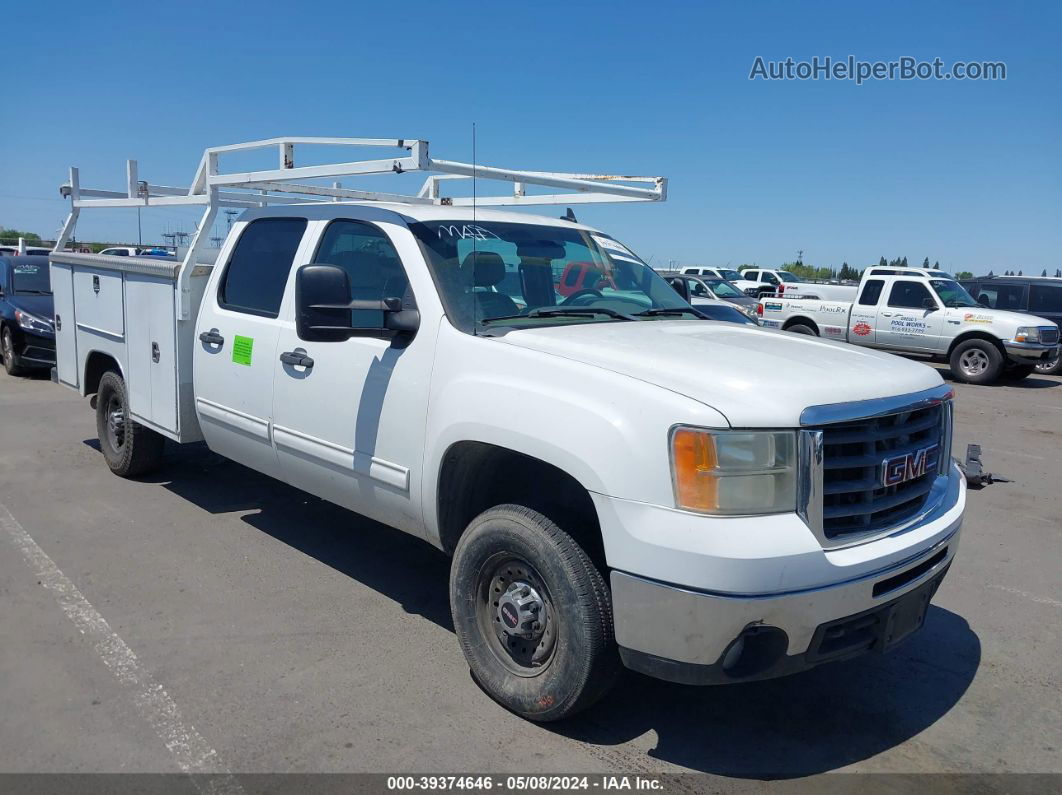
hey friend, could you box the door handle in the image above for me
[280,349,314,369]
[880,312,894,318]
[199,329,224,346]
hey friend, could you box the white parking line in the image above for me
[0,500,243,794]
[991,584,1062,609]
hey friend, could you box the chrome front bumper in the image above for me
[1004,340,1059,364]
[611,521,960,684]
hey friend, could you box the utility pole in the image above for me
[796,249,804,266]
[224,209,239,231]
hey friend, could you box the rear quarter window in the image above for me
[218,218,308,317]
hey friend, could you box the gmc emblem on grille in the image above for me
[881,444,939,487]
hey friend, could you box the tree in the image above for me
[934,261,940,269]
[1056,269,1061,278]
[922,257,930,268]
[955,271,974,280]
[1043,269,1048,277]
[879,256,887,267]
[987,270,994,277]
[1018,270,1023,276]
[900,256,909,267]
[0,227,42,244]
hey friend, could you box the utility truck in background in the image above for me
[758,265,1060,384]
[49,137,965,721]
[731,267,858,301]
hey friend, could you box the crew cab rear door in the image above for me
[193,217,311,478]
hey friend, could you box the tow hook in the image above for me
[958,443,1012,487]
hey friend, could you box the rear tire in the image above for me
[786,323,819,336]
[2,327,24,376]
[949,339,1004,385]
[1002,364,1035,381]
[95,370,165,477]
[1035,354,1062,376]
[450,505,619,722]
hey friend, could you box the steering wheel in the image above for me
[560,288,604,306]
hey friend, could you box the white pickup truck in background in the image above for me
[48,137,966,722]
[732,267,858,301]
[758,265,1061,384]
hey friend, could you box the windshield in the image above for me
[703,279,743,298]
[697,303,757,325]
[719,269,742,281]
[930,279,978,308]
[10,260,51,294]
[410,221,694,332]
[777,271,800,283]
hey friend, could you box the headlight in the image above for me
[15,309,52,335]
[1014,327,1041,343]
[670,427,797,515]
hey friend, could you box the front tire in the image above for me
[786,323,819,336]
[450,505,619,722]
[2,327,24,376]
[950,339,1004,384]
[95,370,165,477]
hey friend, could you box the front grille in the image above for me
[817,405,943,541]
[1041,327,1060,345]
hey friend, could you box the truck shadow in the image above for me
[556,605,980,777]
[90,439,981,779]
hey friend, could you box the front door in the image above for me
[193,216,311,478]
[271,218,434,535]
[877,280,945,352]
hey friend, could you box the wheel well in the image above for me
[947,331,1006,359]
[783,316,819,334]
[83,351,122,395]
[436,441,604,565]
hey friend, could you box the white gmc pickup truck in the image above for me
[758,265,1061,384]
[49,138,965,721]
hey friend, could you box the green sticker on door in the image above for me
[231,335,254,366]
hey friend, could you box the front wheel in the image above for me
[2,327,24,376]
[95,370,165,477]
[950,339,1004,384]
[450,505,619,722]
[786,323,819,336]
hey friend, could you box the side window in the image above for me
[1029,285,1062,314]
[858,279,885,306]
[691,281,709,297]
[219,218,307,317]
[314,219,413,328]
[743,271,757,281]
[888,281,934,309]
[975,284,1025,310]
[761,272,779,285]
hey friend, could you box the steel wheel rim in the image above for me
[105,393,126,452]
[475,553,557,677]
[1036,356,1058,373]
[2,332,12,362]
[959,349,989,376]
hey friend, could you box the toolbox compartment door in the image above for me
[50,262,79,388]
[125,274,178,433]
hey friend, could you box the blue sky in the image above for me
[2,0,1059,274]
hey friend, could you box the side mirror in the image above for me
[295,264,419,342]
[922,297,938,311]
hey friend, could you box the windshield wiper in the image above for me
[635,307,704,318]
[480,307,637,325]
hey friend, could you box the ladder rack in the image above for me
[54,136,667,319]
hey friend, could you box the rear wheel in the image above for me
[450,505,619,722]
[1035,354,1062,376]
[786,323,818,336]
[950,339,1004,385]
[2,327,24,376]
[95,370,165,477]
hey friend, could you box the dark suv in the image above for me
[959,276,1062,375]
[0,255,55,376]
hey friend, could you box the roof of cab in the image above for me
[236,201,604,233]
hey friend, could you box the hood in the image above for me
[497,320,944,427]
[953,307,1055,330]
[8,294,54,321]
